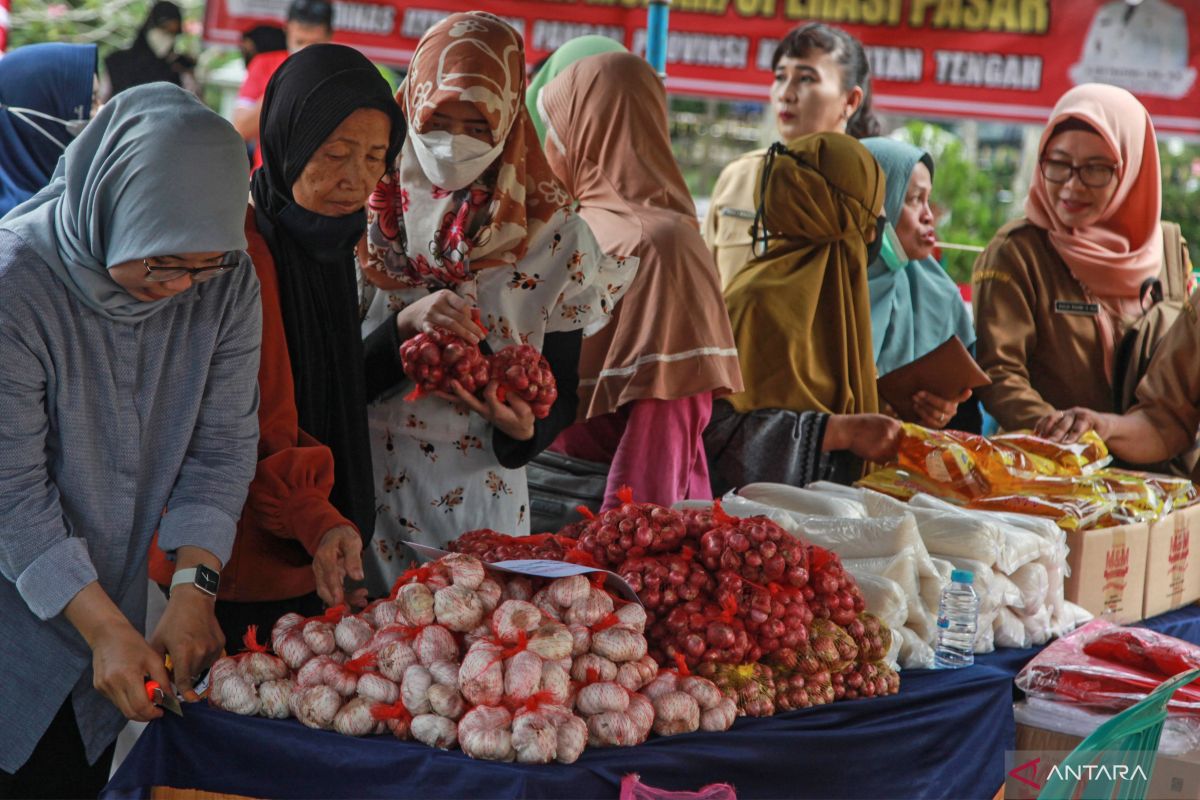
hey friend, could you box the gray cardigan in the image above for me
[0,230,262,772]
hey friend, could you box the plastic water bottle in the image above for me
[934,569,979,669]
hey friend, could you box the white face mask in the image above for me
[146,27,177,59]
[0,104,89,150]
[410,129,503,191]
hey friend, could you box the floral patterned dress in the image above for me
[359,202,630,594]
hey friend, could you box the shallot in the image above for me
[490,344,557,420]
[400,327,490,398]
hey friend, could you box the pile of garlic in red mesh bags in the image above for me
[207,553,735,762]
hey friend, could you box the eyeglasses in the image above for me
[1039,158,1117,189]
[143,252,242,283]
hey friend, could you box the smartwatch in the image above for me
[170,565,221,597]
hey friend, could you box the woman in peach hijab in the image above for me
[539,51,743,509]
[972,83,1191,432]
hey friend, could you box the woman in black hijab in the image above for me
[147,44,405,647]
[105,1,197,97]
[241,25,287,67]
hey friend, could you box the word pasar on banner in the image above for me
[206,0,1199,134]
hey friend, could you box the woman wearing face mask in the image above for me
[0,43,98,217]
[862,137,980,432]
[537,52,742,510]
[147,45,404,647]
[703,134,902,494]
[703,23,881,290]
[0,83,258,797]
[359,12,627,591]
[104,1,198,99]
[973,84,1191,434]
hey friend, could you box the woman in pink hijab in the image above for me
[972,83,1191,434]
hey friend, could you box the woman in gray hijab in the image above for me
[0,82,261,798]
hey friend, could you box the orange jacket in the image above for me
[148,208,353,601]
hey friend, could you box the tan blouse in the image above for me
[1132,292,1200,477]
[972,219,1188,431]
[702,148,766,289]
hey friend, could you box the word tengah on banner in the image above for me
[204,0,1200,135]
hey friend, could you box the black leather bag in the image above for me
[525,451,609,533]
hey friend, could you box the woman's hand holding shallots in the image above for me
[397,290,482,344]
[448,381,536,442]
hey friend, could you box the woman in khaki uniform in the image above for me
[973,83,1190,432]
[1036,290,1200,480]
[703,23,880,289]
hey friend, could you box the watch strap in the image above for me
[170,565,219,597]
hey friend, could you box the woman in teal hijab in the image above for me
[0,83,260,794]
[862,137,980,432]
[526,35,627,144]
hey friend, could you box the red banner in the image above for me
[205,0,1200,135]
[0,0,10,54]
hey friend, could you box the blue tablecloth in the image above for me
[976,604,1200,679]
[103,663,1016,800]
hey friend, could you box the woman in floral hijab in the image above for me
[359,12,630,593]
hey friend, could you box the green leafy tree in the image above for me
[1160,141,1200,271]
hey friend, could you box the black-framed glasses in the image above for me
[143,252,242,283]
[1039,158,1117,188]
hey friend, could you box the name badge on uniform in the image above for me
[720,208,757,220]
[1054,300,1100,316]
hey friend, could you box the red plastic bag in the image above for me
[1016,620,1200,715]
[1082,625,1200,677]
[620,774,737,800]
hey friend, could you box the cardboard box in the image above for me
[1064,521,1149,624]
[1145,506,1200,619]
[1009,722,1200,799]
